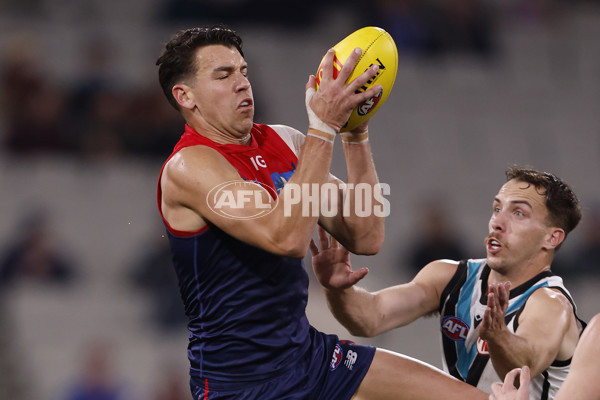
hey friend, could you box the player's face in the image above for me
[189,44,254,137]
[485,179,552,272]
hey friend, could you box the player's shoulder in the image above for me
[164,145,236,185]
[267,124,305,154]
[425,259,461,271]
[416,259,460,283]
[167,145,226,169]
[267,124,304,139]
[528,286,573,312]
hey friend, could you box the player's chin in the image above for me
[237,116,254,131]
[485,256,505,271]
[486,252,498,265]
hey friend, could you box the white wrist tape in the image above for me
[305,87,337,136]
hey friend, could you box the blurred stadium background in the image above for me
[1,1,599,399]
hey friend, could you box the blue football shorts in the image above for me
[190,329,376,400]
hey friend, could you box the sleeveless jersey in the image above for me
[157,123,308,382]
[439,259,586,400]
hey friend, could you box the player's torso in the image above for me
[159,123,310,382]
[439,259,580,399]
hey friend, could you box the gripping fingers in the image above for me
[336,47,363,83]
[355,83,382,106]
[348,62,380,93]
[318,48,338,83]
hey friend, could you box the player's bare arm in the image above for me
[481,284,579,379]
[364,260,458,336]
[493,314,600,400]
[318,148,385,255]
[161,48,381,258]
[555,313,600,400]
[311,227,458,337]
[309,48,385,255]
[161,140,332,258]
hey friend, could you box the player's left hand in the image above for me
[309,225,368,290]
[480,282,511,342]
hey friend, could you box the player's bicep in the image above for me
[515,289,573,369]
[162,147,277,246]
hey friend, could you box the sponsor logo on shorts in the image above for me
[441,316,470,341]
[330,343,343,371]
[476,337,489,355]
[344,350,358,370]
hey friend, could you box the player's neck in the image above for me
[189,122,252,146]
[210,132,252,145]
[488,262,551,289]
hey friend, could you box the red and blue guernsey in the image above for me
[157,123,307,381]
[158,124,375,399]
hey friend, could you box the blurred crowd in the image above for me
[0,34,183,162]
[0,0,588,161]
[0,0,598,399]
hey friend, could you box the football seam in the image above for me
[356,31,387,65]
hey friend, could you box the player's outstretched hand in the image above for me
[309,226,368,290]
[489,366,530,400]
[480,282,511,342]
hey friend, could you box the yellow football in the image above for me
[315,26,398,132]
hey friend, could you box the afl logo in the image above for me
[442,316,470,341]
[330,344,343,371]
[476,337,489,355]
[357,88,383,116]
[206,180,278,220]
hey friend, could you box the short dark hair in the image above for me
[505,165,582,249]
[156,24,244,111]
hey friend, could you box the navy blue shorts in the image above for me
[190,329,376,400]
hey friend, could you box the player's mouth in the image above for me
[238,98,253,110]
[486,236,503,254]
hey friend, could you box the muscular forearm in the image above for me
[325,286,382,337]
[486,332,537,379]
[269,135,335,256]
[336,140,385,253]
[481,287,573,381]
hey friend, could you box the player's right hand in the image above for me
[309,225,369,290]
[306,48,380,133]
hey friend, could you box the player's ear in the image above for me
[543,227,565,250]
[172,84,195,110]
